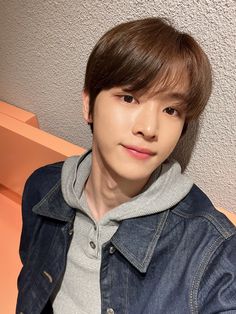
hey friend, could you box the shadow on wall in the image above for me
[172,120,199,171]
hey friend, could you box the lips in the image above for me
[122,144,156,160]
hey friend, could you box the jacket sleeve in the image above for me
[19,162,63,266]
[197,234,236,313]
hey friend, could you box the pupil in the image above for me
[167,108,174,114]
[124,95,133,103]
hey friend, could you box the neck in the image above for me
[85,150,149,221]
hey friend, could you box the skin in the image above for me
[83,82,188,221]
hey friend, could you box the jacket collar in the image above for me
[32,179,169,273]
[32,179,75,222]
[111,210,169,273]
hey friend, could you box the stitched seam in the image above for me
[173,207,234,239]
[112,211,169,272]
[34,180,61,208]
[143,210,169,265]
[20,225,61,309]
[190,236,224,314]
[32,180,74,221]
[125,264,130,314]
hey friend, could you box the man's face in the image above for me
[83,83,188,183]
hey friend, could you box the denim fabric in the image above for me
[16,162,236,314]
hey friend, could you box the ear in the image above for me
[82,90,93,123]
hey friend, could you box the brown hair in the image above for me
[84,17,212,131]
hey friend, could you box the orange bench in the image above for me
[0,101,84,314]
[216,207,236,225]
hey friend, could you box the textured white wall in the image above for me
[0,0,235,211]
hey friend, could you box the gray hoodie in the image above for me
[52,150,193,314]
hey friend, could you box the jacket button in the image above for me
[43,270,53,283]
[107,308,115,314]
[109,245,116,254]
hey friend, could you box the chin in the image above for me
[112,163,156,183]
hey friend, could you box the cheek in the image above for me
[95,105,131,133]
[159,122,183,147]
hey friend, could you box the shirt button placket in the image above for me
[68,228,73,236]
[89,241,96,249]
[107,308,115,314]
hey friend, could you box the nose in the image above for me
[132,103,158,141]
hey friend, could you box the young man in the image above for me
[17,18,236,313]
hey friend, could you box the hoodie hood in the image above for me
[61,149,193,225]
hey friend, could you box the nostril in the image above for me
[135,130,157,142]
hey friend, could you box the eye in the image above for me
[163,107,179,116]
[122,95,136,103]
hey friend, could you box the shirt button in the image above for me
[107,308,115,314]
[68,229,74,235]
[109,245,116,254]
[89,241,96,249]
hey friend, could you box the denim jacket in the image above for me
[16,161,236,314]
